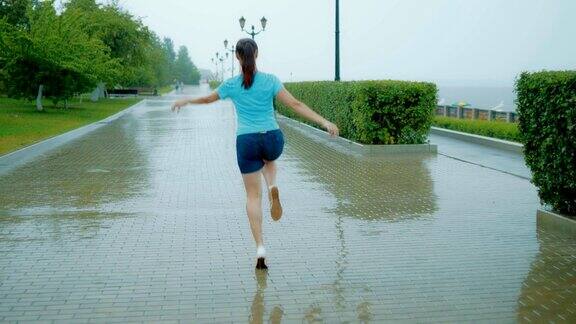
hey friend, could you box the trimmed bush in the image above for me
[275,80,437,144]
[209,80,221,90]
[516,71,576,215]
[433,116,521,142]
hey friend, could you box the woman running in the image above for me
[171,38,339,270]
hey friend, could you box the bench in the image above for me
[135,87,159,96]
[107,88,159,98]
[107,89,138,98]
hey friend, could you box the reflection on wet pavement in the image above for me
[250,270,284,324]
[0,85,575,322]
[0,115,150,243]
[282,124,437,221]
[517,223,576,322]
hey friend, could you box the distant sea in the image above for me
[438,86,517,112]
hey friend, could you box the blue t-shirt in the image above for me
[216,71,284,135]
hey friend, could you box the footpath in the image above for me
[0,85,573,322]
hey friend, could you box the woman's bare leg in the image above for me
[242,171,264,248]
[262,160,277,188]
[262,160,282,221]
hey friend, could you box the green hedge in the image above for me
[433,116,521,142]
[274,80,437,144]
[209,80,221,90]
[516,71,576,215]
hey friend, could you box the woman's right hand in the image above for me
[323,121,340,137]
[171,99,188,113]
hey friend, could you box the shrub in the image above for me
[275,80,437,144]
[516,71,576,215]
[433,116,521,142]
[209,80,221,90]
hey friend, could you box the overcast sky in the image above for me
[118,0,576,87]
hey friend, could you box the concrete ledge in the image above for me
[277,114,437,156]
[0,99,147,176]
[537,208,576,236]
[431,126,523,154]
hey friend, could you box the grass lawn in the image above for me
[158,85,174,95]
[0,97,140,156]
[433,116,521,143]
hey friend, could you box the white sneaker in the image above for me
[256,246,266,258]
[256,246,268,270]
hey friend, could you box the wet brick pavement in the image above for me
[0,85,575,323]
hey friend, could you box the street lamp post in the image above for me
[239,16,267,39]
[210,57,219,81]
[335,0,340,81]
[215,52,227,82]
[223,39,236,78]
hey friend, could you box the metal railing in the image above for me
[436,105,517,123]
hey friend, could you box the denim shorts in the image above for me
[236,129,285,174]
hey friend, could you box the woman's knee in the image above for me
[246,190,262,201]
[242,173,262,199]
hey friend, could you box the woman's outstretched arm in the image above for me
[171,92,220,113]
[276,88,340,137]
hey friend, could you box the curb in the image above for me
[277,114,437,156]
[0,99,147,176]
[537,208,576,235]
[430,127,523,154]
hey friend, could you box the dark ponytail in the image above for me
[236,38,258,89]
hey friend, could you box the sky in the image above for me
[116,0,576,87]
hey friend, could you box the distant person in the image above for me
[171,38,339,270]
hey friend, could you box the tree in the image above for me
[150,36,174,87]
[62,0,98,11]
[0,0,38,93]
[163,37,176,62]
[1,0,195,103]
[161,37,176,83]
[62,0,181,88]
[0,1,119,109]
[0,0,38,27]
[63,0,152,86]
[175,46,200,85]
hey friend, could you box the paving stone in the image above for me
[0,85,574,322]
